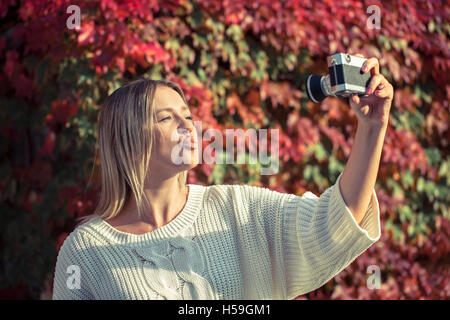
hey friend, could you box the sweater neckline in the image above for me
[89,184,205,247]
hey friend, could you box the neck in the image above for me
[122,174,188,228]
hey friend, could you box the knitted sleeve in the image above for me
[282,172,381,299]
[52,231,95,300]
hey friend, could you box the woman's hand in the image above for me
[349,54,394,128]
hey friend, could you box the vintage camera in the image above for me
[306,53,371,103]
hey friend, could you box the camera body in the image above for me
[306,53,371,103]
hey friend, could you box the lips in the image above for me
[180,135,197,149]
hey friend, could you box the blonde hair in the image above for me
[77,79,189,226]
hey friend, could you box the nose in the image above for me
[176,123,194,141]
[177,115,194,133]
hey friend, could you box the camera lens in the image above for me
[306,75,327,103]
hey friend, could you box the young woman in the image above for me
[52,55,393,300]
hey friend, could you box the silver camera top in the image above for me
[327,53,366,68]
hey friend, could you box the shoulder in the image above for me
[200,183,259,201]
[199,183,298,211]
[57,217,105,260]
[208,183,295,198]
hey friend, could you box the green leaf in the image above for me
[417,177,425,192]
[428,21,435,32]
[164,38,180,51]
[200,51,214,67]
[192,33,208,49]
[304,165,312,181]
[328,154,345,175]
[197,68,207,82]
[407,223,415,237]
[401,169,414,188]
[283,53,297,71]
[312,166,324,188]
[438,159,448,177]
[387,177,404,200]
[210,164,226,184]
[312,143,327,161]
[222,41,235,62]
[398,205,414,223]
[187,10,204,28]
[226,25,243,43]
[425,147,441,166]
[385,218,404,243]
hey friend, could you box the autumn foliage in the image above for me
[0,0,448,299]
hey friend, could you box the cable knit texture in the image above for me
[52,172,381,300]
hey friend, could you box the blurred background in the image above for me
[0,0,448,299]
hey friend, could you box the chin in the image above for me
[179,154,200,170]
[169,162,198,178]
[185,162,199,170]
[174,147,200,168]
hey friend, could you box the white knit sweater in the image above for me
[52,172,380,300]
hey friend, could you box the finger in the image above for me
[362,57,380,75]
[376,82,385,90]
[366,74,385,95]
[354,53,365,58]
[351,94,360,105]
[375,83,393,98]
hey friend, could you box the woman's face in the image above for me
[149,86,199,176]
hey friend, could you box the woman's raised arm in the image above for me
[339,55,394,225]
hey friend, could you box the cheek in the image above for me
[152,127,178,156]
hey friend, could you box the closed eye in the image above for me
[158,116,193,122]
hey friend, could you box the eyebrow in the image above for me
[156,105,189,113]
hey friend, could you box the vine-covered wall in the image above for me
[0,0,448,299]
